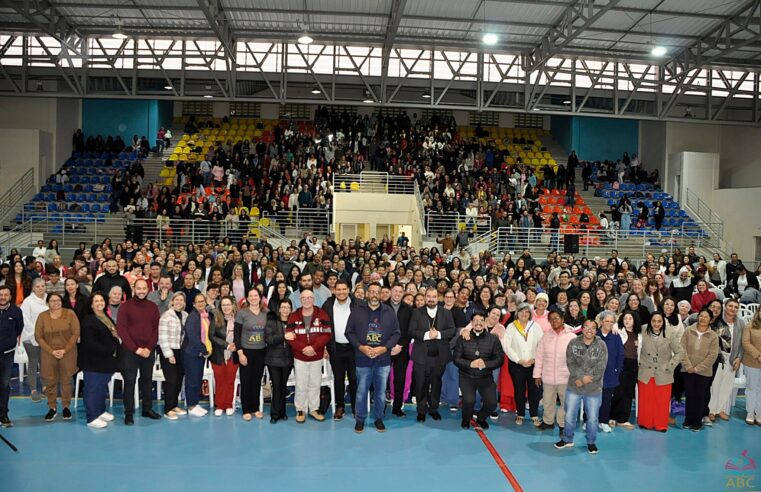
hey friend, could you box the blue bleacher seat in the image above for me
[91,204,100,213]
[80,204,90,213]
[87,193,96,202]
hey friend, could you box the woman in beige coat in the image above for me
[681,308,720,431]
[637,311,683,432]
[35,292,81,421]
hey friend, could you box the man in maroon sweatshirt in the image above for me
[117,278,161,425]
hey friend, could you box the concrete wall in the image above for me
[0,130,42,195]
[0,97,81,190]
[333,193,423,246]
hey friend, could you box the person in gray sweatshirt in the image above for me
[555,319,608,455]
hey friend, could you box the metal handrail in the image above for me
[333,172,416,194]
[684,189,733,255]
[0,168,35,224]
[424,211,492,238]
[459,226,705,259]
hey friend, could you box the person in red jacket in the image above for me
[690,279,716,313]
[116,278,161,425]
[285,288,332,423]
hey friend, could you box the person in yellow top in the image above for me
[35,292,81,421]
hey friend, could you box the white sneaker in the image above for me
[214,409,223,417]
[87,418,107,429]
[172,407,187,416]
[746,414,755,425]
[225,408,234,416]
[702,416,713,427]
[189,406,207,417]
[599,423,612,433]
[164,410,178,421]
[98,412,115,422]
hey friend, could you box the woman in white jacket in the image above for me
[502,303,543,426]
[20,278,48,403]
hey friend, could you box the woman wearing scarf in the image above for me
[183,293,212,417]
[158,292,189,420]
[78,292,120,428]
[502,303,543,426]
[708,299,745,422]
[209,296,239,417]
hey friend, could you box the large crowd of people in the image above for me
[109,111,603,245]
[0,230,759,454]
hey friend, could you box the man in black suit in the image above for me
[410,289,456,422]
[323,279,361,421]
[388,283,413,417]
[241,251,258,293]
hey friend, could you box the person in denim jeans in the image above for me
[345,283,400,434]
[555,319,608,454]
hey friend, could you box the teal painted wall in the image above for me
[82,99,173,140]
[551,115,638,162]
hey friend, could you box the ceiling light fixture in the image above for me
[203,94,213,99]
[422,90,431,99]
[298,32,314,45]
[164,85,173,90]
[482,33,498,46]
[362,89,374,104]
[563,100,571,105]
[113,25,127,39]
[651,45,667,57]
[311,87,321,94]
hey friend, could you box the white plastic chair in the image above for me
[109,372,140,410]
[152,356,165,401]
[320,358,336,415]
[184,359,215,409]
[741,303,759,322]
[732,364,747,408]
[232,366,266,412]
[13,343,27,387]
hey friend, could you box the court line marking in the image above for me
[472,419,524,492]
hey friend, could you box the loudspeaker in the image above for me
[563,234,579,254]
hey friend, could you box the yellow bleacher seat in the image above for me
[350,182,360,191]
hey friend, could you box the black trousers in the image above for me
[611,358,638,423]
[159,349,184,412]
[508,361,541,417]
[414,360,445,414]
[330,343,357,412]
[672,364,685,401]
[684,372,712,428]
[460,375,496,423]
[704,358,720,417]
[119,349,156,415]
[391,346,410,411]
[267,365,292,419]
[239,348,266,414]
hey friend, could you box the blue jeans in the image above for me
[83,371,112,422]
[355,364,391,423]
[441,361,460,407]
[0,351,13,417]
[183,354,205,407]
[563,389,601,445]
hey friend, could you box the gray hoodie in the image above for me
[566,336,608,396]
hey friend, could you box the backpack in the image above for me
[319,386,332,415]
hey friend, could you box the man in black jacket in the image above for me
[410,289,457,421]
[323,280,360,420]
[0,286,24,427]
[93,259,132,299]
[453,312,504,430]
[388,283,413,417]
